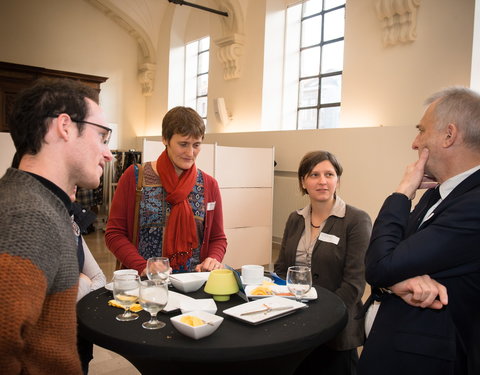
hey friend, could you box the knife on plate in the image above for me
[240,305,293,316]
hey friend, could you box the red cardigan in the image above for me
[105,164,227,273]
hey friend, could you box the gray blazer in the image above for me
[274,204,372,350]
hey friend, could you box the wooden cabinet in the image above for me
[0,61,107,132]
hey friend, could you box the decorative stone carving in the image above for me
[375,0,421,46]
[211,0,245,80]
[214,33,245,80]
[138,63,156,96]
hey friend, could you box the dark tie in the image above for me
[422,186,441,217]
[405,187,441,236]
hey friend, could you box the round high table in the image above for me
[77,285,347,375]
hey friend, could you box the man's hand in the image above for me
[389,275,448,309]
[396,149,432,199]
[195,257,223,272]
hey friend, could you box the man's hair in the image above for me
[9,78,98,159]
[162,106,205,143]
[297,150,343,195]
[426,86,480,151]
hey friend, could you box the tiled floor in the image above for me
[82,225,279,375]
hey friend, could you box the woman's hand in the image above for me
[195,257,223,272]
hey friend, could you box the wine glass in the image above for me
[286,266,312,302]
[112,273,140,321]
[146,257,170,283]
[139,280,169,329]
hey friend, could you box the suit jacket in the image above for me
[274,203,372,350]
[358,169,480,375]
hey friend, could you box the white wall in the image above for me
[205,125,420,241]
[0,133,15,174]
[0,0,144,151]
[341,0,474,127]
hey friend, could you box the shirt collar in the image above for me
[26,172,72,213]
[297,195,346,219]
[439,165,480,199]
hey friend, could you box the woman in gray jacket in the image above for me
[274,150,372,375]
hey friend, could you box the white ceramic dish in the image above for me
[170,272,209,293]
[223,296,306,325]
[164,291,196,312]
[180,298,217,314]
[170,310,223,339]
[244,285,318,300]
[240,276,272,286]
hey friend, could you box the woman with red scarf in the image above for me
[105,107,227,275]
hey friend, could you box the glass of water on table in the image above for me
[286,266,312,302]
[146,256,171,283]
[112,273,141,321]
[139,280,169,329]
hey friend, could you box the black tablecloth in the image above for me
[78,285,347,374]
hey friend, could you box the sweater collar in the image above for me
[25,171,72,213]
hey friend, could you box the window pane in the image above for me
[321,41,344,73]
[324,0,345,10]
[298,108,318,130]
[197,74,208,96]
[320,75,342,104]
[198,36,210,52]
[301,15,322,47]
[300,46,320,77]
[198,51,209,74]
[299,78,319,107]
[196,96,207,118]
[302,0,322,17]
[319,106,340,128]
[324,8,345,41]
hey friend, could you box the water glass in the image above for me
[112,273,140,321]
[286,266,312,302]
[139,280,169,329]
[146,256,171,283]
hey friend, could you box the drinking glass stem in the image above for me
[149,313,158,323]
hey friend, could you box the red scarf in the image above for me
[156,150,198,268]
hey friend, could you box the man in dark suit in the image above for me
[358,87,480,375]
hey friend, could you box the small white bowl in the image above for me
[180,298,217,314]
[170,310,223,340]
[170,273,207,293]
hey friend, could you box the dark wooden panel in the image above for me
[0,61,108,132]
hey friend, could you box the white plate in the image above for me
[240,276,272,286]
[223,296,306,325]
[244,285,318,300]
[105,282,113,291]
[179,298,217,314]
[164,291,196,313]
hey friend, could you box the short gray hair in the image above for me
[426,87,480,151]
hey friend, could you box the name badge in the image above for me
[207,202,216,211]
[318,232,340,245]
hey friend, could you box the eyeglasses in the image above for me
[47,114,112,145]
[72,120,112,145]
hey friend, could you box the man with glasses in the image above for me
[0,78,113,374]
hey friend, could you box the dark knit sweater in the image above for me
[0,168,81,374]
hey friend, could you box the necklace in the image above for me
[310,220,321,229]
